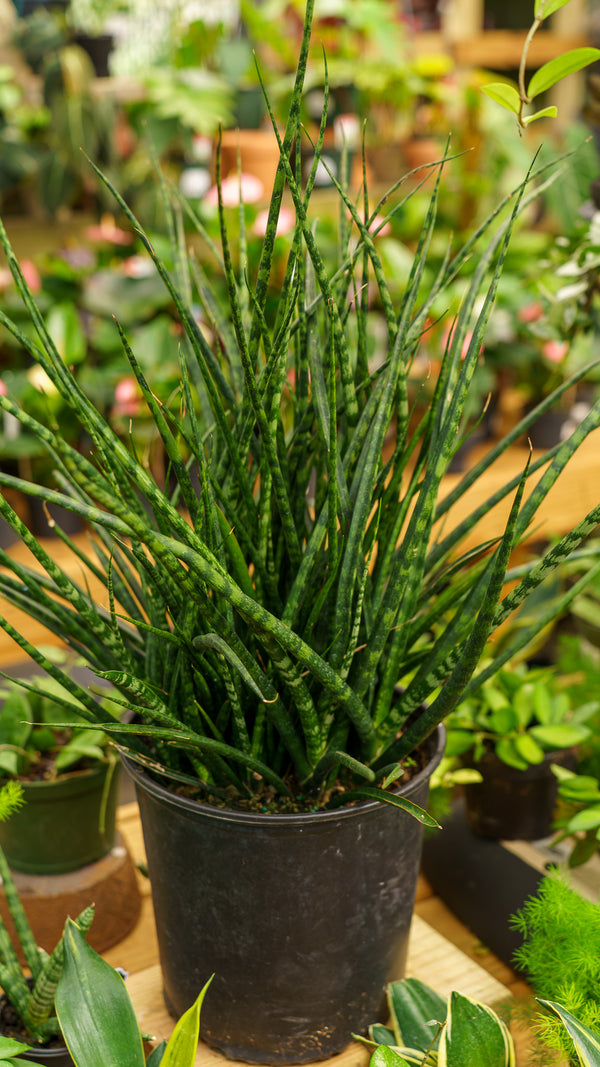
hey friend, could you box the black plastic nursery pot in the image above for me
[0,992,74,1066]
[126,726,444,1064]
[0,760,120,875]
[16,1045,74,1066]
[461,745,577,841]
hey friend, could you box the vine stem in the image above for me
[518,16,543,125]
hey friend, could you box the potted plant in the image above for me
[0,782,93,1066]
[443,655,598,839]
[0,0,597,1061]
[359,975,600,1067]
[359,976,515,1066]
[0,650,121,875]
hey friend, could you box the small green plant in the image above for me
[445,658,596,770]
[511,872,600,1061]
[56,921,212,1066]
[482,0,600,130]
[0,651,119,779]
[0,781,95,1047]
[358,976,515,1067]
[551,764,600,866]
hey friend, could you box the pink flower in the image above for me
[0,379,8,397]
[252,206,295,238]
[517,301,543,324]
[84,215,133,246]
[368,214,392,238]
[21,259,41,293]
[112,376,141,417]
[442,323,483,361]
[542,339,569,364]
[121,256,155,279]
[204,173,264,207]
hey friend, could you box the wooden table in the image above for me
[108,804,540,1066]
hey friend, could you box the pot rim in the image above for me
[122,724,445,827]
[6,758,115,794]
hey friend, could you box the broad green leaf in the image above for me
[535,0,571,20]
[56,919,146,1067]
[388,978,446,1050]
[569,835,600,868]
[439,992,515,1067]
[444,730,476,757]
[538,999,600,1066]
[370,1045,413,1067]
[523,106,559,126]
[160,976,213,1067]
[530,723,588,750]
[495,738,528,770]
[45,302,86,364]
[0,1060,41,1066]
[0,1038,36,1056]
[566,805,600,833]
[528,49,600,99]
[488,707,518,735]
[480,83,521,115]
[146,1041,167,1065]
[369,1025,397,1046]
[0,691,32,747]
[513,733,545,765]
[532,683,553,724]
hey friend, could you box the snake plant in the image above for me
[0,782,94,1046]
[0,0,598,815]
[56,920,211,1067]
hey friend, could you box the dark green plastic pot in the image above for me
[125,726,444,1064]
[0,760,120,874]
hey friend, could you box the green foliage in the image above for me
[538,1000,600,1066]
[482,0,600,129]
[511,873,600,1060]
[552,764,600,867]
[56,920,212,1067]
[361,977,515,1066]
[445,657,596,770]
[0,0,598,814]
[0,651,118,778]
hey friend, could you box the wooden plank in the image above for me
[453,31,589,68]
